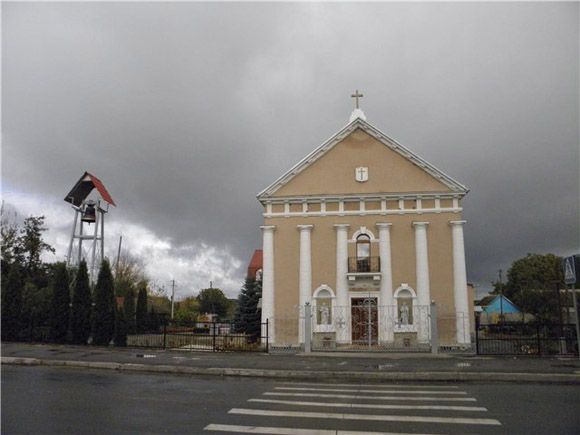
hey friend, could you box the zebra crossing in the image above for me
[204,381,502,434]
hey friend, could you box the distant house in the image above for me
[247,249,263,281]
[476,294,531,323]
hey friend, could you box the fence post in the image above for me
[430,301,438,354]
[163,321,167,349]
[266,319,269,353]
[261,319,270,353]
[212,321,217,352]
[475,314,480,355]
[536,323,541,356]
[304,303,312,353]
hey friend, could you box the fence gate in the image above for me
[475,320,579,357]
[351,298,378,346]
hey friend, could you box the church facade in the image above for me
[257,105,473,349]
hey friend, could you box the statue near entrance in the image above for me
[319,305,330,325]
[400,302,410,325]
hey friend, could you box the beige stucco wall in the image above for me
[265,212,461,343]
[272,129,452,197]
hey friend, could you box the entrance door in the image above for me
[351,297,378,345]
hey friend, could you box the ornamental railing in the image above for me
[348,256,380,273]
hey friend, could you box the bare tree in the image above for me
[113,251,147,296]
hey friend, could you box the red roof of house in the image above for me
[247,249,263,279]
[64,172,116,207]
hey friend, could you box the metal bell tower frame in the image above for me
[65,172,116,281]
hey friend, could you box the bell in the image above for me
[81,203,96,224]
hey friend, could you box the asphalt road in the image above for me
[2,366,579,434]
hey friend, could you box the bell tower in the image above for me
[65,172,116,281]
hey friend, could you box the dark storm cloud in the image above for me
[3,2,578,297]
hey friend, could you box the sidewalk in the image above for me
[2,342,580,384]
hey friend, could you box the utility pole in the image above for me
[498,269,504,326]
[115,235,123,277]
[170,280,176,320]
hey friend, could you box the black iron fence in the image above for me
[348,257,381,273]
[475,319,578,356]
[127,321,269,353]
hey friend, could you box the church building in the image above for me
[257,94,473,349]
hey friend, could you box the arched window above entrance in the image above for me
[356,234,371,259]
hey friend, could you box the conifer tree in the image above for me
[148,306,160,332]
[71,261,92,344]
[123,287,136,334]
[49,262,70,343]
[234,277,262,342]
[1,263,24,341]
[114,305,128,346]
[136,283,148,333]
[92,260,115,345]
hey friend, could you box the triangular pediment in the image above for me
[257,118,468,200]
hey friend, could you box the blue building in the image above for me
[476,294,527,323]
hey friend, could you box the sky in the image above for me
[2,2,578,299]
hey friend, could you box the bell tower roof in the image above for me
[64,171,116,207]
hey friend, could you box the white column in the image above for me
[376,223,394,343]
[413,221,431,343]
[334,224,350,344]
[450,220,471,345]
[297,224,313,344]
[261,225,276,344]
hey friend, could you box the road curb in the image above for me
[2,356,580,384]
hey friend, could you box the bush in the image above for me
[1,263,23,341]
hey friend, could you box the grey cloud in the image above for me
[3,2,578,298]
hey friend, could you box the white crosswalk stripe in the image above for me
[264,391,477,401]
[249,398,488,412]
[203,381,502,434]
[204,424,441,434]
[279,382,460,389]
[275,387,468,395]
[228,408,502,426]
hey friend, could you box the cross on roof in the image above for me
[351,89,364,109]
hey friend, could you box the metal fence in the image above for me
[127,321,269,353]
[271,303,435,353]
[475,320,579,356]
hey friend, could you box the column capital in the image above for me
[297,224,314,231]
[376,223,393,230]
[449,220,467,226]
[260,225,276,232]
[333,223,350,230]
[412,221,430,227]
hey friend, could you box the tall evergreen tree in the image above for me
[234,277,262,342]
[114,305,128,346]
[136,283,148,333]
[1,263,24,341]
[92,260,115,346]
[71,261,92,344]
[123,287,136,334]
[148,306,161,332]
[49,262,70,343]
